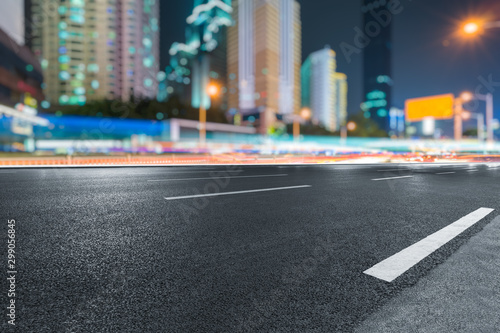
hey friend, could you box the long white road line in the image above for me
[372,176,414,181]
[165,185,312,201]
[364,207,495,282]
[130,170,228,175]
[149,174,287,182]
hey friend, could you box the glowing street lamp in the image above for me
[347,121,357,131]
[207,84,219,97]
[463,22,480,35]
[461,111,471,121]
[460,19,500,37]
[460,91,474,103]
[300,107,312,121]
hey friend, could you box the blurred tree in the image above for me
[48,96,228,124]
[286,123,335,136]
[283,111,389,138]
[463,128,478,137]
[346,111,389,138]
[270,123,288,137]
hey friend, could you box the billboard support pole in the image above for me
[454,98,463,141]
[478,113,485,142]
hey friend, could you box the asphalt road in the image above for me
[1,163,499,332]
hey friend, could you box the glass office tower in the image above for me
[361,0,393,134]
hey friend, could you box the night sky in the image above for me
[160,0,500,124]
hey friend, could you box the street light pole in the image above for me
[485,93,494,143]
[454,97,464,141]
[199,103,207,146]
[463,111,485,142]
[293,118,300,142]
[459,21,498,143]
[460,92,495,143]
[293,108,312,142]
[199,84,219,146]
[484,21,500,29]
[470,92,494,144]
[340,126,347,143]
[478,113,485,142]
[341,122,356,145]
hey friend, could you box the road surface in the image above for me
[1,163,499,332]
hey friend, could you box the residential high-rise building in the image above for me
[27,0,159,106]
[361,0,393,133]
[227,0,301,134]
[301,47,347,132]
[0,0,25,46]
[162,0,232,111]
[0,28,44,107]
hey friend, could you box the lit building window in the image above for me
[143,38,152,48]
[59,95,70,104]
[87,64,99,72]
[69,15,85,24]
[70,0,85,7]
[59,72,70,80]
[156,71,166,81]
[377,109,388,117]
[58,55,70,64]
[145,57,155,68]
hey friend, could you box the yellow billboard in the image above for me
[405,94,455,122]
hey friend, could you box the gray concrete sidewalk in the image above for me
[355,216,500,333]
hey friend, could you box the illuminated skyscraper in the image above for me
[163,0,232,110]
[301,47,347,132]
[334,72,348,130]
[227,0,301,133]
[362,0,393,133]
[27,0,159,106]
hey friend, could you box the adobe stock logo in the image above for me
[340,0,411,64]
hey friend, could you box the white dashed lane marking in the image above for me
[165,185,312,201]
[364,208,495,282]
